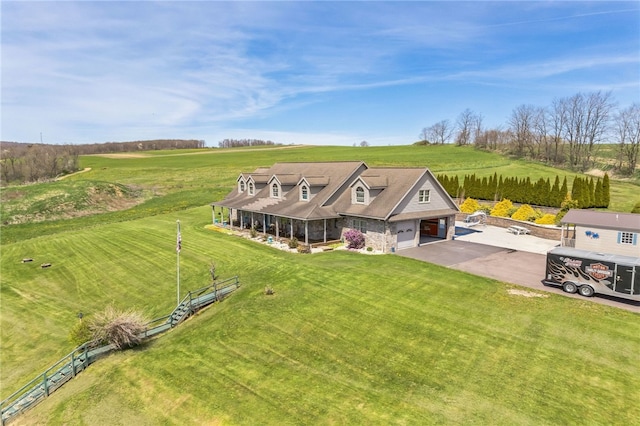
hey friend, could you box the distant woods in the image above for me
[418,92,639,176]
[217,139,279,148]
[0,139,205,185]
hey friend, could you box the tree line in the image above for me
[437,172,610,209]
[0,139,205,185]
[419,92,639,175]
[218,139,279,148]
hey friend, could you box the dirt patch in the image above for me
[57,168,91,180]
[507,289,548,298]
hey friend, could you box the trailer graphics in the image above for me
[544,247,640,302]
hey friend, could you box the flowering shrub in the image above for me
[535,214,557,225]
[343,229,365,250]
[511,204,538,222]
[459,198,480,213]
[490,199,514,217]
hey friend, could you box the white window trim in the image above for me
[301,185,309,201]
[239,180,245,193]
[355,186,365,204]
[248,182,255,196]
[618,231,636,245]
[271,182,280,198]
[419,189,430,203]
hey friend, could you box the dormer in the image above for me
[350,175,387,205]
[246,177,256,196]
[248,174,269,194]
[237,174,247,193]
[268,176,282,199]
[297,176,329,202]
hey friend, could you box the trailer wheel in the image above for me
[578,285,595,297]
[562,282,578,294]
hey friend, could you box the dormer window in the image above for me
[272,183,279,198]
[248,182,255,195]
[355,186,365,204]
[301,185,309,201]
[239,180,246,192]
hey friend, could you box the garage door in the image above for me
[396,221,416,250]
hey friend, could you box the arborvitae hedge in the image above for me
[436,173,610,209]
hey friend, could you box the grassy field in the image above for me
[1,145,640,424]
[1,145,639,244]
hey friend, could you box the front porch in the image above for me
[212,205,342,246]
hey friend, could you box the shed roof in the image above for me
[561,209,640,232]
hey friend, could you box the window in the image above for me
[301,185,309,201]
[248,182,255,195]
[355,186,365,204]
[618,232,637,245]
[272,183,279,198]
[239,181,245,192]
[353,219,367,233]
[419,189,430,203]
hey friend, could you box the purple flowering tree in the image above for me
[343,229,365,250]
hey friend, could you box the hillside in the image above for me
[1,145,639,424]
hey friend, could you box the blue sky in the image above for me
[2,1,639,146]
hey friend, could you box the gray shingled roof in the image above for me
[561,209,640,232]
[214,162,459,222]
[334,168,431,220]
[214,162,365,220]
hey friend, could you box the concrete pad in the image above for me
[453,221,559,255]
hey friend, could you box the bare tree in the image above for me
[561,91,614,171]
[455,109,479,146]
[615,103,640,175]
[508,104,536,156]
[427,119,454,144]
[548,98,567,164]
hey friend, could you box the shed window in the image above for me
[618,232,637,245]
[419,189,430,203]
[355,186,365,204]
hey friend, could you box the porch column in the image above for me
[305,221,309,245]
[251,212,255,229]
[239,210,243,230]
[290,218,294,240]
[323,219,327,243]
[211,206,216,225]
[276,218,280,239]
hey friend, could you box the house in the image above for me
[560,209,640,257]
[210,161,459,253]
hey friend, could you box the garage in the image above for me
[396,220,417,250]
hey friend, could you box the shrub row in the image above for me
[438,173,609,209]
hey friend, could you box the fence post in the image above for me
[43,372,49,397]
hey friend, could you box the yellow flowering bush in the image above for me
[459,198,480,213]
[535,214,557,225]
[490,199,514,217]
[511,204,538,221]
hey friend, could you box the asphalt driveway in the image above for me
[398,240,640,313]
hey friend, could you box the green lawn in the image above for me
[1,145,640,424]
